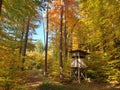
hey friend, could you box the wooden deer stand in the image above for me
[69,50,89,83]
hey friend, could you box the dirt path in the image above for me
[24,70,120,90]
[23,70,42,90]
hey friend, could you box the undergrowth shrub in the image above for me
[86,53,120,84]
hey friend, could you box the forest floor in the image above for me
[24,70,120,90]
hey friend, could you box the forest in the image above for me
[0,0,120,90]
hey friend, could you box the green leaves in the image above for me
[35,40,44,53]
[0,0,45,89]
[73,0,120,83]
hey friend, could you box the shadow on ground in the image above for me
[37,81,120,90]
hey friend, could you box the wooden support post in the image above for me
[78,67,80,83]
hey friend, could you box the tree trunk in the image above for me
[0,0,2,15]
[59,5,63,79]
[21,17,30,70]
[44,6,49,76]
[64,0,68,61]
[19,31,24,54]
[19,23,26,54]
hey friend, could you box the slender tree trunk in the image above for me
[19,24,25,54]
[21,17,30,70]
[59,5,63,79]
[64,0,68,61]
[44,6,49,76]
[0,0,2,15]
[19,31,24,54]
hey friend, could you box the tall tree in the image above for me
[76,0,120,83]
[47,0,78,78]
[44,6,49,76]
[63,0,67,60]
[59,4,63,78]
[0,0,2,15]
[21,17,30,70]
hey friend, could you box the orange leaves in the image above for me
[48,0,80,50]
[52,0,61,6]
[66,0,75,7]
[51,0,75,6]
[48,0,76,31]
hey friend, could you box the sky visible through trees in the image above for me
[33,23,45,44]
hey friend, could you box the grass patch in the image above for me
[37,83,67,90]
[37,81,120,90]
[37,82,99,90]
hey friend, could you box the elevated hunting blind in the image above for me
[69,50,89,83]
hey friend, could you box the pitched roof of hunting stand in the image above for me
[69,49,89,58]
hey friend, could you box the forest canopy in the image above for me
[0,0,120,89]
